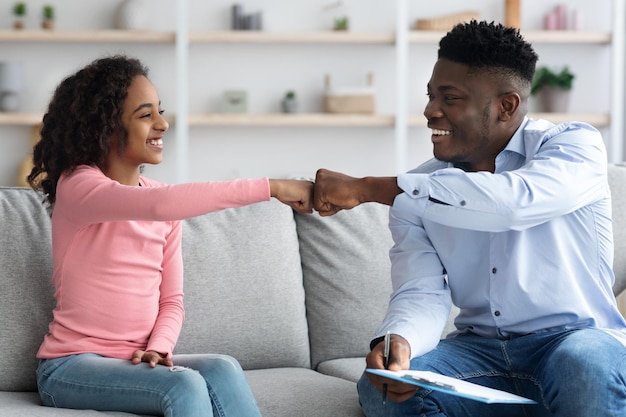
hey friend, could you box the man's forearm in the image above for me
[359,176,402,206]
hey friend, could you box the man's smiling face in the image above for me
[424,59,510,172]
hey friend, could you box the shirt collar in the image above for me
[500,116,530,158]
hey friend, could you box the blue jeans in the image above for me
[37,353,262,417]
[358,328,626,417]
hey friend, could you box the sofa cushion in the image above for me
[246,368,363,417]
[177,199,311,369]
[316,357,367,383]
[295,203,394,370]
[0,188,54,392]
[0,392,142,416]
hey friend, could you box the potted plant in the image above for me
[281,90,298,114]
[531,66,575,112]
[333,17,349,31]
[42,5,54,30]
[12,2,26,30]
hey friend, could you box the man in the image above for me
[314,20,626,416]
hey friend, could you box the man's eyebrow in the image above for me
[426,83,461,93]
[437,85,461,93]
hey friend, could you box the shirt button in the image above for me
[494,311,501,317]
[412,189,419,196]
[492,267,497,274]
[460,200,466,206]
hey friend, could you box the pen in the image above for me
[382,330,390,404]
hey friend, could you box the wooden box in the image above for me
[323,73,375,114]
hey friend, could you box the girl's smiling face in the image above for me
[118,75,169,168]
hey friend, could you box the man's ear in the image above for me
[498,92,521,121]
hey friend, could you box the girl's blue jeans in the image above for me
[358,328,626,417]
[37,353,262,417]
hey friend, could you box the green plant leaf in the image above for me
[531,66,575,95]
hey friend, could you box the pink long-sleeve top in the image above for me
[37,165,270,360]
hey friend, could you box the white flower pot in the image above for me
[115,0,147,30]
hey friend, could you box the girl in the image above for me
[28,55,313,417]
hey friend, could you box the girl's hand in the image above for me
[269,179,314,214]
[131,350,174,368]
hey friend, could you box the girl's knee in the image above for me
[198,354,244,378]
[169,366,208,393]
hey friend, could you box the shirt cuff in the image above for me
[397,173,431,200]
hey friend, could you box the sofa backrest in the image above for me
[0,187,54,392]
[296,163,626,370]
[177,199,311,370]
[295,202,394,370]
[609,163,626,296]
[0,163,625,391]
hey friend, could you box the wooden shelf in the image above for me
[189,31,395,44]
[188,113,395,126]
[523,30,611,44]
[0,112,609,128]
[0,30,175,43]
[409,30,611,45]
[529,112,610,126]
[0,112,176,126]
[0,29,609,45]
[0,112,43,125]
[408,113,610,128]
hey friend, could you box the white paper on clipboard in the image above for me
[366,369,537,404]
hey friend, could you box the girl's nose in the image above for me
[156,112,169,132]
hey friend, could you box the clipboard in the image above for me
[366,369,537,404]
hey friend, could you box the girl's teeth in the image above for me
[149,139,163,145]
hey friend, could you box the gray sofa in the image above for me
[2,163,626,417]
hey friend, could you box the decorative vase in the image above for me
[115,0,147,30]
[535,86,570,113]
[281,97,297,114]
[0,62,23,112]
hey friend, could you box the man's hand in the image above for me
[269,179,314,214]
[366,334,417,403]
[131,350,174,368]
[314,169,401,216]
[313,169,364,216]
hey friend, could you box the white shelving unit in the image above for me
[0,0,623,184]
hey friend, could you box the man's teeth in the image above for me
[148,139,163,146]
[432,129,452,136]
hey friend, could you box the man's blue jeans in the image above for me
[37,353,262,417]
[358,328,626,417]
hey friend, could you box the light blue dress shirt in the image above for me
[381,117,626,358]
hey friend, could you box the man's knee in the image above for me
[550,329,626,377]
[357,372,386,417]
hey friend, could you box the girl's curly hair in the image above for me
[27,55,149,205]
[438,20,538,89]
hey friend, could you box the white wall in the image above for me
[0,0,617,186]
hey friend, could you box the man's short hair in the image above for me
[438,20,538,85]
